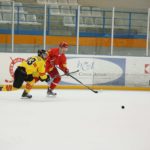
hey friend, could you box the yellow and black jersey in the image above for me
[19,56,47,80]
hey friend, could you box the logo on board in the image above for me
[5,57,25,83]
[145,64,150,74]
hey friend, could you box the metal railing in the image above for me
[0,1,149,56]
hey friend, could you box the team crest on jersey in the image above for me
[5,57,25,83]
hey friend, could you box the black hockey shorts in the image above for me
[13,67,33,88]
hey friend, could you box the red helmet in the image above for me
[59,42,68,48]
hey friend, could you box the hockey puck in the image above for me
[121,105,125,109]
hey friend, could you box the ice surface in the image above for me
[0,89,150,150]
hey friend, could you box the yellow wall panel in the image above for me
[0,34,146,48]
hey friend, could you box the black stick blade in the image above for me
[93,90,98,93]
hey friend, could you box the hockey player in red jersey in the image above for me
[46,41,69,96]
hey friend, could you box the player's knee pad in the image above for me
[54,76,61,84]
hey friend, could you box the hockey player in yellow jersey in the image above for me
[0,49,50,98]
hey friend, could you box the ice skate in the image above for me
[47,88,57,96]
[21,90,32,99]
[0,87,2,91]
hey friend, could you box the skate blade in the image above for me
[46,94,57,97]
[21,97,32,99]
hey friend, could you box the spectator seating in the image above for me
[0,12,2,21]
[69,5,77,16]
[48,0,58,4]
[80,7,91,16]
[91,7,102,17]
[63,16,74,27]
[60,5,71,15]
[1,1,12,11]
[36,0,47,4]
[15,2,25,12]
[57,0,68,5]
[63,16,101,28]
[94,17,103,26]
[49,5,60,15]
[16,13,26,22]
[84,17,94,26]
[37,0,78,6]
[3,13,12,22]
[26,14,39,24]
[68,0,78,5]
[0,2,40,25]
[0,1,138,30]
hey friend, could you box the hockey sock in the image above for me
[25,79,36,93]
[50,82,57,90]
[50,77,61,90]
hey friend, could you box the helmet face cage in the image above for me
[38,49,46,59]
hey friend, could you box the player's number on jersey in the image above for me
[27,57,36,65]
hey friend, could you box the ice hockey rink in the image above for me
[0,89,150,150]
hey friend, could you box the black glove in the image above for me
[45,75,50,82]
[39,75,50,82]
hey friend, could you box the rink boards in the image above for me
[0,53,150,90]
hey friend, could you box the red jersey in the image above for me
[46,48,68,73]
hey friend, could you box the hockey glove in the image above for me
[45,75,51,85]
[64,69,69,76]
[39,75,50,82]
[45,75,50,83]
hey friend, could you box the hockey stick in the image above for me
[59,70,79,77]
[68,74,98,93]
[53,69,79,79]
[56,67,98,94]
[47,70,79,85]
